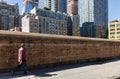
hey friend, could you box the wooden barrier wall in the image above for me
[0,31,120,71]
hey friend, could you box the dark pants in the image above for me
[13,60,28,74]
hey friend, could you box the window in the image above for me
[110,36,115,38]
[117,24,120,27]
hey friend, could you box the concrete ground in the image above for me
[1,59,120,79]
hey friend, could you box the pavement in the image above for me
[1,59,120,79]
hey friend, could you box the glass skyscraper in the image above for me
[22,0,38,14]
[58,0,66,13]
[43,0,66,13]
[80,0,108,38]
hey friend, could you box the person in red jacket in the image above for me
[12,43,27,75]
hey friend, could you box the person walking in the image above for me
[12,43,28,75]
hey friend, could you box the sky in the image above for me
[108,0,120,21]
[3,0,120,21]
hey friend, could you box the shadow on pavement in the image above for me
[29,58,120,77]
[0,72,31,79]
[0,71,57,79]
[115,77,120,79]
[0,58,120,79]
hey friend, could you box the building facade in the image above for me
[0,2,19,30]
[80,0,108,38]
[22,7,69,35]
[43,0,66,13]
[43,0,51,10]
[58,0,66,13]
[70,14,80,36]
[67,0,80,36]
[22,14,39,33]
[67,0,78,15]
[22,0,38,14]
[108,20,120,40]
[51,0,58,12]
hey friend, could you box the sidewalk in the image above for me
[0,59,120,79]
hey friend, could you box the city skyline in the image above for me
[3,0,120,21]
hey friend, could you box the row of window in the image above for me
[110,36,120,38]
[110,32,120,34]
[110,24,120,27]
[0,9,18,15]
[110,28,120,31]
[36,9,68,20]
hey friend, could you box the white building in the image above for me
[22,14,39,33]
[22,7,69,35]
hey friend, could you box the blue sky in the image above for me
[109,0,120,21]
[3,0,120,21]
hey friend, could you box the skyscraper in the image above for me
[43,0,66,13]
[51,0,58,12]
[67,0,80,36]
[67,0,78,15]
[80,0,108,38]
[58,0,66,13]
[43,0,52,10]
[22,0,38,14]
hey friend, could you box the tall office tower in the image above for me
[22,0,38,14]
[58,0,66,13]
[51,0,58,12]
[80,0,108,38]
[67,0,78,15]
[67,0,80,36]
[43,0,51,10]
[43,0,66,13]
[0,2,19,30]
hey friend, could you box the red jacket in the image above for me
[18,47,26,63]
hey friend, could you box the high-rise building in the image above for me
[43,0,52,10]
[0,2,19,30]
[80,0,108,38]
[58,0,66,13]
[51,0,58,12]
[43,0,66,13]
[67,0,78,15]
[67,0,80,36]
[22,0,38,14]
